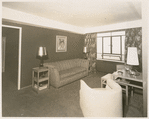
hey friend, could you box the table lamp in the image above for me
[36,46,48,67]
[83,46,88,59]
[126,47,139,75]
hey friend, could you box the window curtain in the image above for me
[84,33,97,73]
[125,27,142,72]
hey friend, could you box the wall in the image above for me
[142,1,149,117]
[2,20,84,89]
[96,60,124,73]
[2,27,19,86]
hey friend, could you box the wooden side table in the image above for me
[32,67,50,93]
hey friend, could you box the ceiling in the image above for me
[2,0,142,28]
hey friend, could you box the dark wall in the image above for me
[2,27,19,86]
[96,60,124,73]
[2,21,84,88]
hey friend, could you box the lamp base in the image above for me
[125,64,131,71]
[125,65,140,76]
[39,59,44,67]
[39,64,44,67]
[83,53,88,59]
[129,69,140,76]
[129,69,135,75]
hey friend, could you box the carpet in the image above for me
[2,71,143,117]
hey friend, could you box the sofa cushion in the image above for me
[44,59,79,71]
[56,60,77,71]
[60,67,87,79]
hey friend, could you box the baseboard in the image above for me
[20,85,32,90]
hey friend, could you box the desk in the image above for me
[101,70,143,105]
[113,70,143,89]
[115,79,130,105]
[113,70,143,105]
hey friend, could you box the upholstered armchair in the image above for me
[79,79,123,117]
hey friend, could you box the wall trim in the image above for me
[20,85,32,90]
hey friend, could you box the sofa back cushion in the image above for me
[44,59,79,71]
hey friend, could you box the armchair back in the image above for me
[80,79,122,117]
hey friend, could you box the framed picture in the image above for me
[56,35,67,52]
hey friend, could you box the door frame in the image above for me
[2,25,22,90]
[2,37,6,72]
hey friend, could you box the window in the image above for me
[97,31,125,62]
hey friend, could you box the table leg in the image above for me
[101,79,104,88]
[126,85,128,105]
[131,87,134,97]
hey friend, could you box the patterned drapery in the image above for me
[125,27,142,72]
[84,33,97,73]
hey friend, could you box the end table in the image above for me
[32,67,50,93]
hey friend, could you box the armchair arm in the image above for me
[101,73,113,88]
[101,73,113,80]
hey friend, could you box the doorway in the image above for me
[2,25,22,90]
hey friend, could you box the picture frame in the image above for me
[56,35,67,52]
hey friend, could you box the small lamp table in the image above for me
[32,67,50,93]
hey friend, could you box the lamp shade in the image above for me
[38,47,46,56]
[83,46,88,53]
[126,47,139,66]
[37,46,48,57]
[36,46,48,67]
[36,46,48,60]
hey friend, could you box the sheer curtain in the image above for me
[84,33,97,73]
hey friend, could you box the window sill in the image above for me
[96,58,125,63]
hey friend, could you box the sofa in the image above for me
[80,79,122,117]
[43,58,89,88]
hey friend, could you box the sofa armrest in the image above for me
[78,59,89,71]
[44,63,61,88]
[50,67,61,88]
